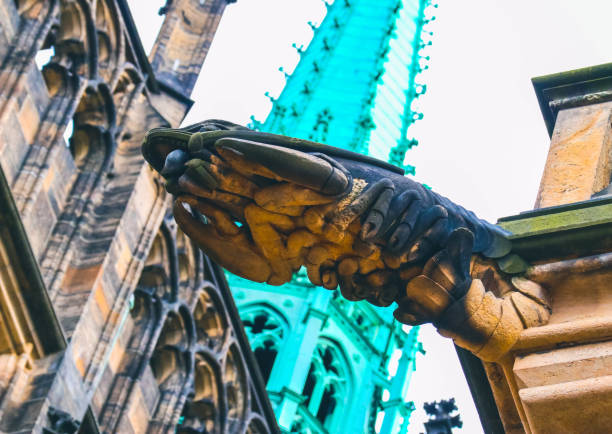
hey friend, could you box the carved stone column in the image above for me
[464,64,612,434]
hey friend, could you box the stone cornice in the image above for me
[532,62,612,136]
[498,196,612,261]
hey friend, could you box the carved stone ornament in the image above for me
[43,407,80,434]
[141,120,551,362]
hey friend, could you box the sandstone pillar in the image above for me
[534,64,612,207]
[461,64,612,434]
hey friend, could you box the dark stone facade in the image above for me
[0,0,277,432]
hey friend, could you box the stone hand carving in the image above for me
[142,120,551,361]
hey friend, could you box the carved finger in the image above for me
[306,243,344,266]
[405,216,451,263]
[352,275,373,300]
[358,257,384,275]
[337,257,370,301]
[387,198,424,252]
[286,230,319,262]
[214,142,282,180]
[352,237,379,258]
[180,195,240,237]
[363,269,398,306]
[161,149,189,178]
[410,205,449,242]
[366,283,399,307]
[173,197,271,283]
[399,264,421,281]
[374,190,420,242]
[360,182,395,241]
[244,204,295,285]
[382,251,405,269]
[184,159,219,190]
[304,203,337,235]
[185,123,254,153]
[338,257,359,276]
[403,275,453,320]
[206,156,258,198]
[186,128,247,155]
[215,138,350,195]
[326,179,392,241]
[422,232,473,300]
[306,263,323,286]
[393,310,424,326]
[339,275,360,301]
[321,268,339,290]
[254,182,335,215]
[446,228,474,277]
[176,174,249,219]
[393,298,430,326]
[306,259,335,287]
[365,270,392,287]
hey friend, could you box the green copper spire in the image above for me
[234,0,435,432]
[252,0,435,174]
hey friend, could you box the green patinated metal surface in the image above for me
[228,0,436,432]
[252,0,434,175]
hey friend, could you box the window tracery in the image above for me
[245,417,270,434]
[94,0,121,82]
[10,0,100,219]
[40,82,118,296]
[0,0,58,123]
[0,1,275,432]
[300,339,352,431]
[178,352,221,433]
[97,217,274,433]
[224,344,248,431]
[193,289,226,351]
[240,305,287,384]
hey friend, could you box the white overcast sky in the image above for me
[128,1,612,432]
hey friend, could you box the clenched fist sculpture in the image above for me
[142,120,551,361]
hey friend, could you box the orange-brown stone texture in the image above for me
[0,0,276,432]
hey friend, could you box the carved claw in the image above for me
[360,180,395,241]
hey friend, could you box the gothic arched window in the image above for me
[240,305,288,384]
[301,339,352,431]
[177,352,221,433]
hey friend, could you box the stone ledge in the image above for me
[519,374,612,434]
[514,340,612,388]
[498,197,612,238]
[515,316,612,352]
[497,198,612,261]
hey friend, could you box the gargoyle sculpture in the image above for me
[142,120,551,362]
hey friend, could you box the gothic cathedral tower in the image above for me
[230,1,436,432]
